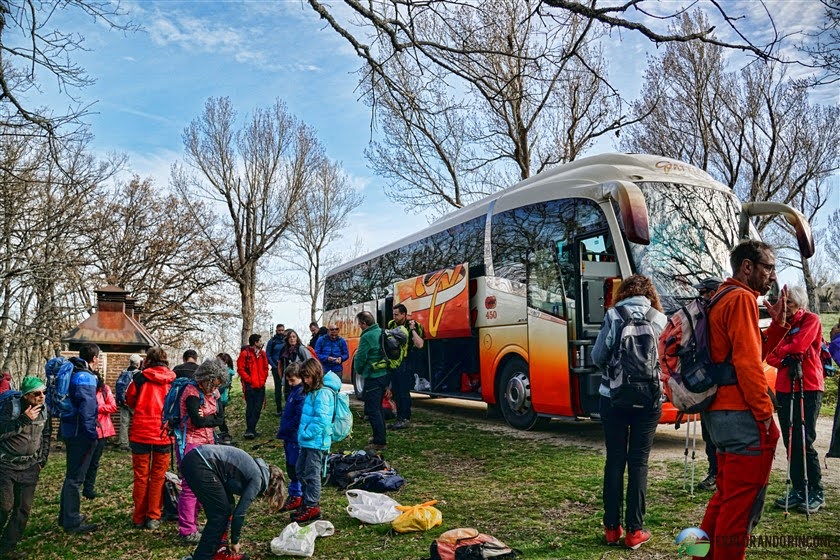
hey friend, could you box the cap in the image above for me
[20,376,46,395]
[129,354,142,366]
[693,277,724,291]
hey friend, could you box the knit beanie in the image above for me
[20,376,46,395]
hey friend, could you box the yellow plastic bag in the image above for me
[390,500,442,533]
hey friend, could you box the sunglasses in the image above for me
[27,391,45,397]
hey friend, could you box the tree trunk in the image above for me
[239,262,258,347]
[801,253,820,314]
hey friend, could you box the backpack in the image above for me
[161,377,204,455]
[607,306,662,410]
[162,470,182,521]
[326,450,388,489]
[380,326,408,369]
[115,367,134,406]
[346,467,406,493]
[0,390,22,421]
[658,286,737,413]
[45,357,75,417]
[429,528,521,560]
[329,387,353,442]
[820,340,836,378]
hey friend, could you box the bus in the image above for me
[323,153,814,430]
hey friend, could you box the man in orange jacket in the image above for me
[237,334,269,440]
[697,240,789,560]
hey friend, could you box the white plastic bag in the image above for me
[270,520,334,557]
[345,489,402,524]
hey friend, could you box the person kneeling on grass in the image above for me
[180,445,285,560]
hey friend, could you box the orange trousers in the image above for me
[131,447,171,525]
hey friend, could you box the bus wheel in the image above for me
[498,358,540,430]
[352,370,365,400]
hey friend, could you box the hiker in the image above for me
[237,334,269,440]
[82,372,117,500]
[125,346,176,530]
[694,277,723,493]
[308,322,328,350]
[179,445,286,560]
[281,330,312,372]
[173,350,200,380]
[276,362,305,512]
[697,240,789,559]
[0,369,12,394]
[354,311,388,453]
[831,322,840,364]
[290,358,340,523]
[0,376,51,558]
[591,274,666,550]
[315,324,349,378]
[386,304,424,430]
[177,359,228,543]
[58,343,101,534]
[266,324,286,416]
[766,285,825,513]
[115,354,142,450]
[215,352,235,445]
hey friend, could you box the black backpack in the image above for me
[380,327,408,368]
[325,450,387,489]
[607,306,662,410]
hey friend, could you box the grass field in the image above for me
[15,373,840,560]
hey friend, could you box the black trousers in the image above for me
[777,390,823,492]
[59,437,96,529]
[271,367,285,413]
[0,463,40,553]
[83,438,107,496]
[600,396,661,532]
[364,375,388,445]
[390,360,412,421]
[243,386,265,434]
[181,451,233,560]
[700,418,718,476]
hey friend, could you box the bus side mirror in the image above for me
[739,202,815,258]
[603,181,650,245]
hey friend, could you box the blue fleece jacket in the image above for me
[315,335,349,374]
[297,371,341,450]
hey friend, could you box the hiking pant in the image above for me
[284,441,302,497]
[699,410,779,560]
[130,442,171,525]
[296,447,325,508]
[177,441,204,536]
[701,418,718,476]
[364,375,388,445]
[119,405,133,447]
[271,367,284,414]
[83,438,107,497]
[599,396,660,532]
[243,385,265,434]
[0,463,39,553]
[390,360,412,421]
[181,450,233,560]
[777,390,823,494]
[59,436,96,529]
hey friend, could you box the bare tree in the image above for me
[280,159,363,322]
[798,0,840,85]
[173,97,322,346]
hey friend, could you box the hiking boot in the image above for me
[145,519,161,530]
[604,525,623,546]
[625,529,651,550]
[291,505,322,523]
[82,490,99,500]
[798,490,825,514]
[774,488,805,509]
[217,433,234,445]
[697,474,716,492]
[365,443,387,454]
[280,495,302,512]
[65,522,99,534]
[182,531,202,543]
[243,432,256,440]
[389,418,410,430]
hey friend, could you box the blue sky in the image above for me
[22,1,836,333]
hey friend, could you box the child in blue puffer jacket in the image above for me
[276,362,305,512]
[290,359,340,523]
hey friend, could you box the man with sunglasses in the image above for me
[0,376,51,559]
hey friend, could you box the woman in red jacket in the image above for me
[82,372,117,499]
[125,347,176,530]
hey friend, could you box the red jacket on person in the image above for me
[237,346,269,390]
[125,365,176,446]
[767,308,824,393]
[96,384,118,439]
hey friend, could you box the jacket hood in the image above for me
[141,365,176,384]
[324,371,342,392]
[614,296,667,329]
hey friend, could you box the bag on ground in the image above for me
[658,286,736,413]
[346,467,405,493]
[45,356,73,417]
[391,500,442,533]
[329,388,353,441]
[325,450,387,489]
[345,489,402,524]
[429,527,521,560]
[607,306,662,410]
[162,470,181,521]
[0,390,22,420]
[270,520,335,557]
[382,389,397,420]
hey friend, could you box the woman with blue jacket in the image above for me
[591,274,666,550]
[291,358,340,523]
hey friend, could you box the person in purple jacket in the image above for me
[824,322,840,459]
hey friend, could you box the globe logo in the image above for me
[676,527,711,557]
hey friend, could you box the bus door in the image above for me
[573,230,620,417]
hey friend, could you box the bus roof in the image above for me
[327,152,729,277]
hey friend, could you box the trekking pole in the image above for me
[795,362,810,521]
[690,414,698,496]
[683,414,691,491]
[784,370,795,519]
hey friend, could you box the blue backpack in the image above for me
[329,388,353,442]
[0,390,22,420]
[161,378,204,455]
[115,368,135,405]
[45,356,75,417]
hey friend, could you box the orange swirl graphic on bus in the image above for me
[396,263,470,339]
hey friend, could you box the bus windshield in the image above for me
[628,182,738,312]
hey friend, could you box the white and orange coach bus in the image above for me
[323,153,814,430]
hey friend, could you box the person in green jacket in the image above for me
[353,311,388,452]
